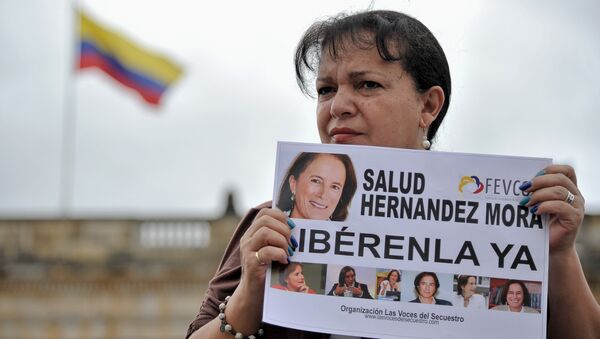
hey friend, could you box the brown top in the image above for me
[186,202,330,339]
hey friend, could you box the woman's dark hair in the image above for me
[456,275,476,296]
[386,269,400,283]
[278,262,302,286]
[414,271,440,296]
[294,10,451,144]
[276,152,357,221]
[338,266,356,286]
[500,280,531,307]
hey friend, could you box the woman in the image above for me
[276,152,357,221]
[327,266,373,299]
[409,272,452,306]
[378,269,400,297]
[187,9,596,339]
[272,262,316,294]
[492,280,539,314]
[453,275,485,309]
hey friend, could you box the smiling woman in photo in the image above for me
[492,280,539,314]
[276,152,357,221]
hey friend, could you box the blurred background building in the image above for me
[0,193,241,339]
[0,195,599,339]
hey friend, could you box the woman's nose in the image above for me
[330,87,357,119]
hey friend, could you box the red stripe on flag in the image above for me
[79,53,163,105]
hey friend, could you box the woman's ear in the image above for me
[288,176,297,195]
[420,85,445,128]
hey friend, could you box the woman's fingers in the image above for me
[240,208,296,275]
[242,210,294,250]
[519,164,585,253]
[538,202,583,251]
[520,165,584,214]
[255,246,289,266]
[524,185,583,211]
[246,209,291,240]
[523,172,580,197]
[542,164,578,186]
[533,200,579,223]
[248,226,291,254]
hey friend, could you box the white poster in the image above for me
[263,142,550,339]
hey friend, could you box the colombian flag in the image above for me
[78,11,182,105]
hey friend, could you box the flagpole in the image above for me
[60,2,78,219]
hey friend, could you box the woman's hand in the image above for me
[189,208,295,339]
[216,208,294,335]
[380,280,389,295]
[334,286,346,296]
[239,208,294,285]
[298,284,310,293]
[521,165,600,339]
[519,165,585,253]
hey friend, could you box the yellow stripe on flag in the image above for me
[79,11,182,85]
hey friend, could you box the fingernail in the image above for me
[519,196,530,206]
[290,235,298,248]
[530,203,539,214]
[519,181,531,191]
[287,219,296,229]
[287,245,294,256]
[535,169,545,177]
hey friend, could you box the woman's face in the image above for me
[464,277,477,294]
[418,275,437,298]
[389,271,399,283]
[316,42,429,149]
[344,270,355,287]
[289,154,346,220]
[506,283,524,310]
[285,264,305,291]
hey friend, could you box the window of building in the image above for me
[139,221,210,248]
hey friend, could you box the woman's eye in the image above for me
[360,81,381,90]
[317,86,335,96]
[310,178,322,184]
[331,184,342,191]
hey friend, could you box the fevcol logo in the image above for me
[458,175,528,198]
[458,175,484,194]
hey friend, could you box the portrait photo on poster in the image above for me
[275,152,357,221]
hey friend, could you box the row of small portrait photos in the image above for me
[271,262,541,313]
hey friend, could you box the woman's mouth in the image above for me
[330,127,362,143]
[310,201,327,209]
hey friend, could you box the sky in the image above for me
[0,0,599,219]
